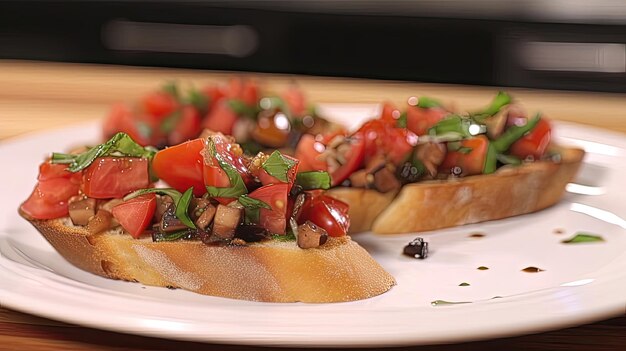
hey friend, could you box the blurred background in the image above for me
[1,0,625,92]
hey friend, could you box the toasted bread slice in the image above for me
[331,147,584,234]
[373,147,584,233]
[23,216,395,303]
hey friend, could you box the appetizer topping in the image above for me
[86,209,114,235]
[68,197,96,226]
[403,237,429,259]
[296,220,329,249]
[213,204,243,240]
[561,232,605,244]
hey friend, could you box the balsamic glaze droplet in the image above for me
[522,266,545,273]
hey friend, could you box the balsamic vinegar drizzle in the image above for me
[477,266,489,270]
[468,232,486,238]
[522,266,545,273]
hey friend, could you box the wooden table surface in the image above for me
[0,60,624,350]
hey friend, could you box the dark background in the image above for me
[1,1,625,92]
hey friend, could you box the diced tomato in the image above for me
[439,136,490,176]
[226,78,259,107]
[258,154,300,189]
[329,134,366,186]
[202,85,227,110]
[406,106,448,136]
[168,106,202,146]
[102,103,155,146]
[153,138,206,196]
[282,86,307,117]
[298,192,350,237]
[203,134,253,190]
[248,183,289,234]
[358,119,416,165]
[203,100,238,135]
[380,102,401,124]
[83,157,150,199]
[509,118,552,160]
[111,194,156,239]
[295,134,328,172]
[38,163,81,183]
[20,162,81,220]
[20,183,73,220]
[142,91,179,121]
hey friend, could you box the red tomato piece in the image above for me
[38,163,81,183]
[298,193,350,237]
[380,101,401,124]
[406,106,448,136]
[102,103,156,146]
[20,183,72,220]
[83,157,150,199]
[153,138,206,196]
[329,134,366,186]
[282,86,307,117]
[226,78,259,107]
[111,194,156,239]
[168,106,202,146]
[358,119,416,165]
[258,154,300,189]
[294,134,328,172]
[248,183,289,234]
[203,134,253,190]
[439,136,490,176]
[509,118,552,160]
[203,100,238,135]
[142,91,179,121]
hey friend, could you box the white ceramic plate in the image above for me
[0,112,625,347]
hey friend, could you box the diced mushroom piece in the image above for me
[349,169,371,188]
[297,221,329,249]
[160,204,188,233]
[415,142,447,177]
[154,195,174,222]
[68,197,97,226]
[485,111,508,139]
[86,209,113,234]
[195,203,217,230]
[212,205,243,240]
[190,197,211,221]
[372,166,401,193]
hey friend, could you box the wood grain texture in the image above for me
[0,60,624,350]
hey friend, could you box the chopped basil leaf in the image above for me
[136,121,153,140]
[483,142,497,174]
[153,229,195,242]
[238,195,271,225]
[417,96,443,109]
[492,114,541,153]
[481,91,512,117]
[496,153,522,165]
[205,138,248,198]
[124,187,196,229]
[397,111,407,128]
[428,115,474,138]
[271,232,296,242]
[227,99,259,119]
[458,146,474,154]
[561,232,605,244]
[176,188,196,229]
[160,110,182,133]
[162,81,180,98]
[296,171,331,190]
[262,150,296,183]
[186,88,209,113]
[51,132,156,172]
[261,96,292,117]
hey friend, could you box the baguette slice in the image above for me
[371,147,585,234]
[23,216,395,303]
[326,187,397,234]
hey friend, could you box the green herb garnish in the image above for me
[496,153,522,165]
[262,150,297,183]
[271,232,296,242]
[238,195,271,225]
[295,171,332,190]
[160,110,182,133]
[483,142,497,174]
[475,91,512,119]
[186,88,209,113]
[124,187,196,229]
[227,99,259,119]
[416,96,443,109]
[492,114,541,153]
[205,138,248,198]
[153,229,195,242]
[561,232,605,244]
[51,132,156,172]
[396,111,407,128]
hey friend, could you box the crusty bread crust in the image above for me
[22,216,395,303]
[334,147,585,234]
